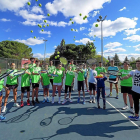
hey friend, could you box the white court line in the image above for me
[106,100,140,129]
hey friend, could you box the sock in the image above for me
[93,95,95,99]
[59,97,61,101]
[47,96,49,99]
[116,93,119,95]
[110,92,112,95]
[90,95,92,100]
[44,97,46,100]
[52,97,54,101]
[3,106,6,109]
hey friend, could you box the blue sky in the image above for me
[0,0,140,61]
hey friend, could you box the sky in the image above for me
[0,0,140,61]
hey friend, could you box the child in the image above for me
[76,64,86,104]
[31,60,41,106]
[52,63,63,104]
[20,63,31,107]
[88,64,97,103]
[96,73,107,109]
[0,68,6,120]
[62,65,75,104]
[121,60,140,120]
[83,64,89,92]
[2,63,20,113]
[41,63,51,103]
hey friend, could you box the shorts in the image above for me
[84,76,87,80]
[121,86,132,94]
[6,84,18,90]
[50,79,53,86]
[78,81,84,91]
[65,85,72,93]
[53,83,62,86]
[43,85,50,89]
[89,82,96,91]
[0,90,3,96]
[21,86,30,93]
[109,78,118,84]
[32,83,39,89]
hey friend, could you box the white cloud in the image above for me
[45,0,111,24]
[31,6,43,14]
[126,46,131,47]
[53,46,57,49]
[57,21,68,27]
[33,53,54,58]
[75,38,93,44]
[0,0,29,12]
[80,27,86,31]
[5,28,11,32]
[133,44,140,48]
[104,42,122,48]
[0,18,11,22]
[15,38,44,46]
[89,17,138,38]
[21,20,38,26]
[104,48,126,53]
[92,11,100,17]
[119,7,126,11]
[123,35,140,42]
[135,48,140,51]
[124,28,140,36]
[39,30,51,37]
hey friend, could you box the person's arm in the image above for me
[121,74,132,80]
[41,76,43,86]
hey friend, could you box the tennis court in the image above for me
[0,74,140,140]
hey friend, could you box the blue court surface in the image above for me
[1,79,140,140]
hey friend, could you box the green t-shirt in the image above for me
[95,67,107,75]
[0,75,4,91]
[68,64,76,71]
[65,71,75,86]
[48,66,56,79]
[29,63,36,79]
[61,67,65,71]
[119,69,132,87]
[32,66,41,83]
[21,69,31,87]
[41,70,51,86]
[77,70,85,81]
[53,69,63,83]
[6,69,18,85]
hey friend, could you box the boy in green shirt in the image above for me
[41,63,52,103]
[75,64,86,104]
[61,64,65,91]
[20,63,31,107]
[95,62,107,75]
[119,61,134,113]
[62,65,75,104]
[31,60,41,106]
[2,63,20,113]
[0,67,6,120]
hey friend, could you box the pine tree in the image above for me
[124,56,129,62]
[113,53,121,66]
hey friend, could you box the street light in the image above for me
[43,39,48,61]
[97,15,107,64]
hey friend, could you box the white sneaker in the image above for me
[62,99,67,104]
[122,105,129,110]
[130,108,134,114]
[2,106,7,113]
[13,103,20,107]
[93,98,96,103]
[68,98,73,103]
[89,99,92,103]
[58,100,61,104]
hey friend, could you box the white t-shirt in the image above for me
[88,68,97,84]
[129,70,140,94]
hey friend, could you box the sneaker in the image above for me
[93,98,96,103]
[62,99,67,105]
[128,115,139,121]
[68,98,73,103]
[20,101,24,107]
[83,100,86,105]
[98,104,100,109]
[130,108,134,114]
[13,103,20,107]
[42,99,46,104]
[116,95,119,99]
[0,115,6,120]
[35,98,40,104]
[58,100,61,104]
[55,93,57,96]
[77,97,80,103]
[2,106,6,113]
[27,99,30,106]
[107,94,112,97]
[122,105,129,110]
[32,100,35,106]
[103,105,106,109]
[87,90,89,92]
[46,98,50,103]
[89,99,92,103]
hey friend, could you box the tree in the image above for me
[124,56,129,62]
[113,53,121,66]
[129,57,135,62]
[0,40,33,59]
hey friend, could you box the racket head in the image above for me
[60,57,68,65]
[107,80,117,84]
[108,71,122,76]
[86,58,97,65]
[58,117,73,125]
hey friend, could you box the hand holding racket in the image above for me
[0,70,14,80]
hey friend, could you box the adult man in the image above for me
[107,60,119,99]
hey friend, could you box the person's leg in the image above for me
[69,86,72,100]
[108,82,112,97]
[89,83,92,102]
[82,81,85,101]
[3,89,10,107]
[32,84,35,105]
[102,87,106,109]
[0,95,6,120]
[13,88,18,103]
[85,78,88,91]
[52,85,57,103]
[128,94,133,108]
[58,85,62,103]
[20,89,24,107]
[62,85,68,104]
[123,93,127,105]
[115,83,119,97]
[97,88,100,108]
[132,91,139,116]
[77,81,81,102]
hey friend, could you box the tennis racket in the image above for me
[60,57,68,67]
[105,71,122,80]
[106,80,118,84]
[86,58,97,65]
[0,70,14,80]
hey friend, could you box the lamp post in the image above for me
[43,39,47,61]
[97,15,107,64]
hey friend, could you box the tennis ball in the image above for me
[44,20,47,23]
[36,0,38,1]
[79,13,82,16]
[71,28,74,31]
[27,2,31,5]
[57,51,60,54]
[47,24,49,27]
[89,45,92,48]
[41,29,44,32]
[43,25,46,28]
[31,30,33,33]
[70,18,72,21]
[47,13,50,16]
[39,3,42,7]
[57,55,60,57]
[34,36,36,39]
[72,21,74,24]
[95,24,98,27]
[55,56,57,59]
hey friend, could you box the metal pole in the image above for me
[101,21,103,64]
[44,41,46,61]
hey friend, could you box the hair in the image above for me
[124,61,130,65]
[45,63,49,66]
[30,57,35,60]
[35,60,40,63]
[110,60,114,62]
[92,63,96,66]
[99,62,102,63]
[10,63,15,66]
[56,62,62,67]
[24,62,29,65]
[136,60,140,63]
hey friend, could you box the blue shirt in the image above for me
[83,68,88,77]
[88,69,97,84]
[108,66,119,79]
[97,76,107,88]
